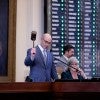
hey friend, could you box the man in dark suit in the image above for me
[24,33,58,82]
[56,44,75,78]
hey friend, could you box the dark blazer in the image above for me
[61,70,84,80]
[24,46,58,82]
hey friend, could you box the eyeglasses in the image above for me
[43,39,51,44]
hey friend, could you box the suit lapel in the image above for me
[61,56,68,64]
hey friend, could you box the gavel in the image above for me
[31,31,37,47]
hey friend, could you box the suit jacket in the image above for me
[61,70,84,80]
[56,55,68,71]
[24,46,58,82]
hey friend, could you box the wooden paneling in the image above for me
[0,82,51,93]
[0,82,100,100]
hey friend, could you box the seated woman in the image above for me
[61,56,87,80]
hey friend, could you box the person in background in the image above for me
[61,56,87,80]
[56,44,75,78]
[24,33,58,82]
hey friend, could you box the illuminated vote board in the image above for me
[47,0,100,79]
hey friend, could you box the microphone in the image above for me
[54,57,81,72]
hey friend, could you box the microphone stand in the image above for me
[54,57,81,72]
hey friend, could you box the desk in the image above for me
[0,82,100,100]
[52,82,100,100]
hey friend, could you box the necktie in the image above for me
[43,49,47,64]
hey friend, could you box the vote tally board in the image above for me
[47,0,100,78]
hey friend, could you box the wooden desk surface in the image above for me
[0,82,51,93]
[0,82,100,93]
[52,82,100,92]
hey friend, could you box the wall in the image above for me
[16,0,44,82]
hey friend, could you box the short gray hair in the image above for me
[67,56,79,66]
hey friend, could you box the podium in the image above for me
[0,82,100,100]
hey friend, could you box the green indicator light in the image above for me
[61,48,63,51]
[93,69,95,71]
[93,65,95,67]
[77,37,79,39]
[61,40,64,43]
[78,53,79,55]
[77,33,80,35]
[92,45,95,48]
[61,0,64,2]
[93,6,96,9]
[61,36,64,39]
[61,44,64,47]
[78,5,80,8]
[62,52,63,55]
[93,41,95,44]
[77,41,79,43]
[93,22,95,24]
[93,33,95,36]
[78,9,80,12]
[93,57,95,60]
[93,2,96,5]
[78,1,80,4]
[62,24,64,27]
[93,18,95,20]
[93,45,95,48]
[93,73,96,75]
[93,44,95,50]
[78,16,80,19]
[93,30,95,32]
[77,29,80,31]
[77,45,79,47]
[61,28,64,31]
[93,26,95,28]
[61,16,64,19]
[61,8,64,10]
[93,53,95,56]
[77,25,79,27]
[61,32,64,35]
[93,49,95,52]
[77,49,80,51]
[78,21,80,24]
[61,4,64,6]
[93,10,96,13]
[93,14,95,17]
[61,20,64,23]
[78,57,80,59]
[78,13,80,16]
[93,61,95,63]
